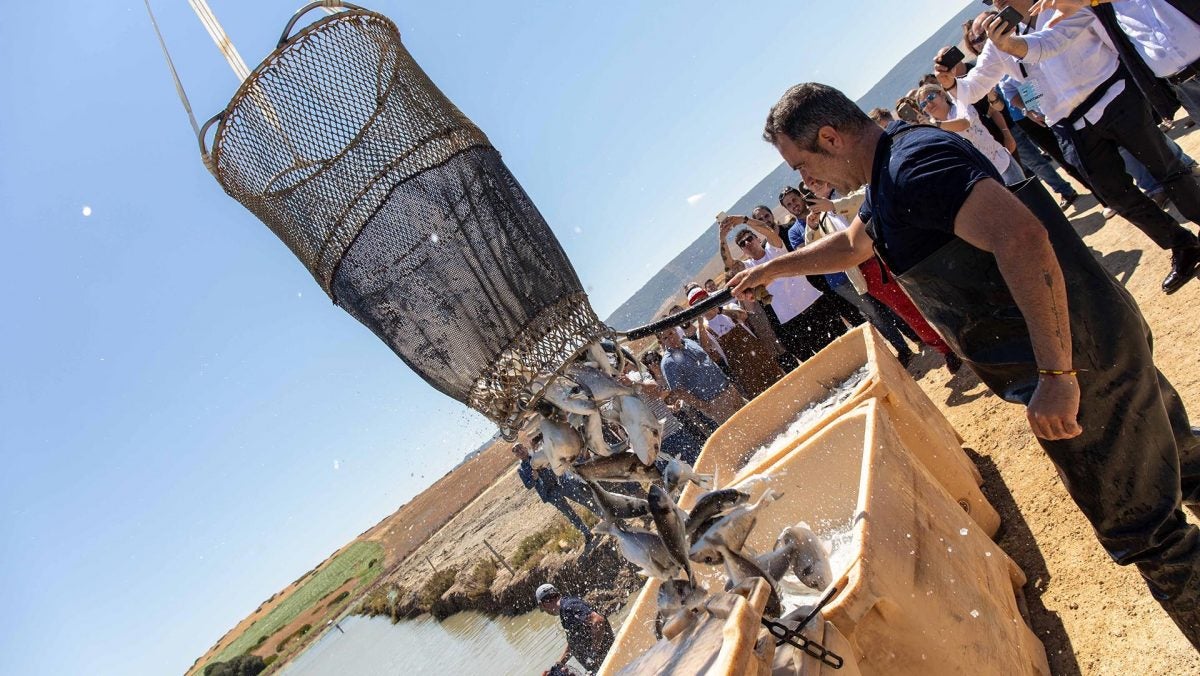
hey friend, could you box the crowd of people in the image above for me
[526,1,1200,669]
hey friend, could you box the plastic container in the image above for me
[679,325,999,538]
[602,401,1047,675]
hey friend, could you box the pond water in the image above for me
[281,603,632,676]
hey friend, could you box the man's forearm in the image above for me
[761,230,873,280]
[993,232,1073,370]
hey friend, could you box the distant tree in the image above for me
[203,654,265,676]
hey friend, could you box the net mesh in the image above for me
[209,9,606,433]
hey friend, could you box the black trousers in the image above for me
[1055,84,1200,250]
[765,295,849,363]
[1017,116,1094,194]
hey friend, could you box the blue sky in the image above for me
[0,1,970,673]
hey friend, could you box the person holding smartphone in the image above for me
[916,83,1026,184]
[936,0,1200,294]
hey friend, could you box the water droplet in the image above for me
[81,205,92,217]
[430,233,440,243]
[959,527,969,536]
[970,609,980,618]
[985,551,992,557]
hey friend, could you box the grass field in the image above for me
[207,540,384,666]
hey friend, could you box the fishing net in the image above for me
[207,7,606,434]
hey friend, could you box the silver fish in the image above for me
[684,488,750,542]
[615,394,661,466]
[735,469,787,497]
[573,452,663,484]
[567,363,633,401]
[539,416,583,476]
[781,522,833,591]
[568,412,616,458]
[689,489,782,564]
[593,520,682,580]
[585,342,618,376]
[754,540,798,583]
[648,485,695,584]
[656,578,707,617]
[662,456,714,494]
[583,477,649,521]
[535,376,598,416]
[717,541,782,618]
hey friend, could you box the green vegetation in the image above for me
[203,655,264,676]
[325,590,351,608]
[206,540,385,667]
[274,624,313,653]
[418,567,460,611]
[510,515,586,570]
[262,655,277,668]
[359,582,409,621]
[464,559,497,598]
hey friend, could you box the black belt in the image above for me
[1062,65,1126,128]
[1168,57,1200,86]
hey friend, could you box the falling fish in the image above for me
[539,416,583,476]
[583,477,650,521]
[614,394,661,465]
[593,520,683,580]
[648,485,695,585]
[779,522,833,591]
[684,488,750,541]
[535,376,599,416]
[754,539,798,583]
[654,578,707,639]
[574,452,664,484]
[689,489,782,564]
[567,363,633,401]
[568,411,616,458]
[716,540,782,618]
[661,456,714,494]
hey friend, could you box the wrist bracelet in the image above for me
[1037,368,1079,376]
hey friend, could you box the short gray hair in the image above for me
[763,83,874,150]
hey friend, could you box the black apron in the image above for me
[871,126,1200,646]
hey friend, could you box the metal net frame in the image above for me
[205,6,608,434]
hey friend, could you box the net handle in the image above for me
[277,1,368,48]
[197,111,223,163]
[618,288,733,341]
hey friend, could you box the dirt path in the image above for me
[382,124,1200,675]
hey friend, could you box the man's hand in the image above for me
[1026,375,1083,440]
[932,48,958,89]
[1030,0,1094,27]
[984,12,1026,57]
[720,215,747,231]
[728,265,774,303]
[807,197,835,214]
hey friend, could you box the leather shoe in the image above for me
[1057,192,1079,211]
[1163,243,1200,294]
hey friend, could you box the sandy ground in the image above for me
[383,123,1200,675]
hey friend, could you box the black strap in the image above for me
[1062,65,1126,128]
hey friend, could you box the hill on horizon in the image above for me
[606,1,978,331]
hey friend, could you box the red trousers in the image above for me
[859,258,952,355]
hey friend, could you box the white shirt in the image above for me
[955,9,1124,127]
[949,98,1015,176]
[745,244,822,324]
[1113,0,1200,78]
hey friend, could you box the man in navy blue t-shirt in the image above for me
[729,82,1200,649]
[536,584,615,674]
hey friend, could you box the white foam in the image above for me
[776,520,858,615]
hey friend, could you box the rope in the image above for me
[188,0,251,81]
[143,0,201,138]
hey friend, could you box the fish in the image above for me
[567,363,634,401]
[780,522,833,591]
[754,540,798,583]
[654,578,707,639]
[615,394,661,465]
[583,477,650,521]
[539,416,584,476]
[684,488,750,542]
[585,341,618,376]
[717,540,783,618]
[735,469,787,498]
[568,412,616,458]
[662,456,714,494]
[574,452,664,484]
[527,447,551,471]
[648,485,695,584]
[593,520,683,580]
[535,376,598,416]
[689,489,782,564]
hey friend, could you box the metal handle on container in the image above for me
[197,111,224,166]
[277,1,367,48]
[619,288,733,341]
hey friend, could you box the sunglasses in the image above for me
[917,92,940,111]
[736,236,756,246]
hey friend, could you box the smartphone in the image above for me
[997,6,1023,34]
[896,101,920,123]
[937,46,965,70]
[716,211,728,223]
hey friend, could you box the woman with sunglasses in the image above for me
[916,83,1026,185]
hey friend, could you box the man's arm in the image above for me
[728,218,876,299]
[718,220,744,272]
[952,179,1082,440]
[988,8,1098,61]
[938,42,1017,105]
